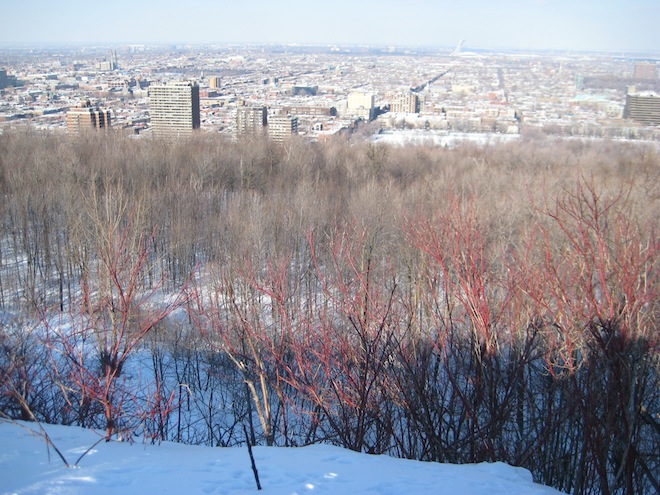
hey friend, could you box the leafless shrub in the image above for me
[0,128,657,493]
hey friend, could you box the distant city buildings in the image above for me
[1,45,659,140]
[390,92,420,113]
[290,85,318,96]
[0,69,20,89]
[347,91,375,121]
[268,115,298,142]
[633,62,657,81]
[236,106,267,137]
[624,92,660,125]
[149,81,200,137]
[96,51,119,72]
[280,106,337,117]
[235,106,305,142]
[66,100,112,133]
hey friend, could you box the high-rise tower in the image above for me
[347,91,375,121]
[633,62,657,81]
[390,92,420,113]
[67,100,112,133]
[236,106,267,137]
[149,81,201,137]
[268,115,298,143]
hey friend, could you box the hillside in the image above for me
[0,421,564,495]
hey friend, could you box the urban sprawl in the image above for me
[0,44,659,143]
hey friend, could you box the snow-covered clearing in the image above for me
[0,421,565,495]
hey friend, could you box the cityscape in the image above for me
[1,2,659,493]
[1,43,659,144]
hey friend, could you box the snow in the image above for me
[0,421,565,495]
[371,130,520,148]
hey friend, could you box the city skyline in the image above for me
[2,0,659,54]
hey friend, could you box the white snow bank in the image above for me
[0,421,565,495]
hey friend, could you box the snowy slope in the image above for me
[0,421,565,495]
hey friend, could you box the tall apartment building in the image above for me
[268,115,298,143]
[149,81,200,137]
[390,92,420,113]
[67,100,112,133]
[209,76,221,89]
[633,62,657,81]
[347,91,375,121]
[624,92,660,125]
[236,106,267,137]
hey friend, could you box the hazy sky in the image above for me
[2,0,658,52]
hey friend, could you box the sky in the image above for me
[2,0,659,53]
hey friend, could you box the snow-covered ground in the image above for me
[0,421,565,495]
[371,130,521,147]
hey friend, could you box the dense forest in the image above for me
[0,128,658,494]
